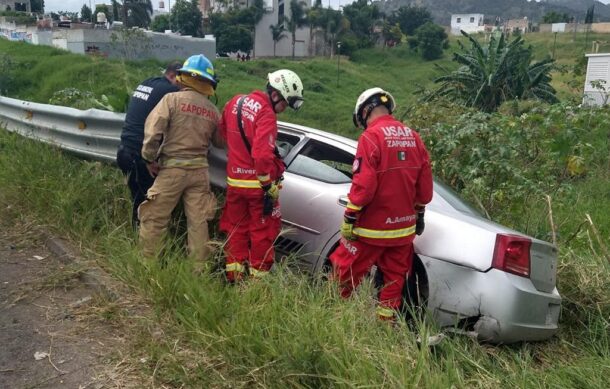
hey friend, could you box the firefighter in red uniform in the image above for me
[219,69,304,280]
[330,87,433,320]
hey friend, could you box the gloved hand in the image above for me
[261,182,280,201]
[340,212,358,241]
[415,207,425,236]
[262,192,274,216]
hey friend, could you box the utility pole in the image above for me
[336,41,341,87]
[168,0,172,32]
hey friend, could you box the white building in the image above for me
[207,0,311,58]
[450,13,484,36]
[583,53,610,106]
[253,0,310,57]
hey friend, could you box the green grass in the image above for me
[0,125,608,387]
[0,33,609,387]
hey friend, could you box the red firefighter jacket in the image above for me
[220,90,285,192]
[347,114,433,247]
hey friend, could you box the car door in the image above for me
[278,136,354,270]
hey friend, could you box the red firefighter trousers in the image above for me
[330,238,413,311]
[220,188,281,280]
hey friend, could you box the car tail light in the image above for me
[492,234,531,277]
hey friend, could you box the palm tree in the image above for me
[306,1,322,56]
[321,7,344,57]
[427,31,558,112]
[285,0,308,59]
[270,22,287,57]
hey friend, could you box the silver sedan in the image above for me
[209,121,561,344]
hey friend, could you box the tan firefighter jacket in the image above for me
[142,88,223,168]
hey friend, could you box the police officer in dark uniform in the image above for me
[116,61,182,227]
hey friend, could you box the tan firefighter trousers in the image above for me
[138,167,216,263]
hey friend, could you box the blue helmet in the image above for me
[178,54,217,87]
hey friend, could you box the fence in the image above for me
[0,95,123,163]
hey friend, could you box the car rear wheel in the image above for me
[321,246,429,319]
[400,255,429,321]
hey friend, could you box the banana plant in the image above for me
[427,31,558,112]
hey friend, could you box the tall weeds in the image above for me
[1,119,609,387]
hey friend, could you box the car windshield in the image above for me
[433,180,485,218]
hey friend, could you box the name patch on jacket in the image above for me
[231,97,261,122]
[132,84,153,101]
[180,103,218,121]
[382,126,412,137]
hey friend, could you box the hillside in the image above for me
[376,0,610,24]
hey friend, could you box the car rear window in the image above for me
[433,180,486,218]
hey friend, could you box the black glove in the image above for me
[263,191,274,216]
[415,209,425,236]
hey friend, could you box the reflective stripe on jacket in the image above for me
[219,90,285,190]
[348,114,433,247]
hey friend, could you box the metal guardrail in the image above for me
[0,95,124,163]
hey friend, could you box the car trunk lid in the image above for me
[528,239,558,293]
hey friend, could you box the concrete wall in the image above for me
[0,18,36,42]
[46,28,216,61]
[540,23,592,33]
[1,17,215,62]
[591,23,610,33]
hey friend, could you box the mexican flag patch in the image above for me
[397,151,406,161]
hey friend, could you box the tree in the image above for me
[411,22,447,60]
[30,0,44,13]
[217,25,253,54]
[306,3,322,56]
[151,14,169,32]
[389,5,432,36]
[81,4,92,22]
[270,22,287,57]
[542,11,570,24]
[427,31,558,112]
[319,7,344,57]
[209,0,265,54]
[117,0,153,28]
[171,0,203,36]
[111,0,120,22]
[585,5,595,24]
[341,0,381,49]
[381,21,402,48]
[286,0,308,59]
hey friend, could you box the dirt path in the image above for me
[0,215,138,388]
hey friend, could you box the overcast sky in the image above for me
[43,0,610,15]
[44,0,348,13]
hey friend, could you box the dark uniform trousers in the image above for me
[116,144,155,227]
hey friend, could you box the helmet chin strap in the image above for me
[268,89,285,112]
[361,103,375,129]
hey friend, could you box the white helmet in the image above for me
[353,87,396,128]
[268,69,304,110]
